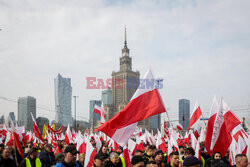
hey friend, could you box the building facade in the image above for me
[55,74,72,126]
[179,99,190,130]
[18,96,36,131]
[89,100,102,131]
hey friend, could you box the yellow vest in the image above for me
[25,157,42,167]
[120,156,125,167]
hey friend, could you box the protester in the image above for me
[143,145,156,163]
[0,148,16,167]
[134,150,144,157]
[39,144,56,167]
[54,145,79,167]
[19,147,41,167]
[104,152,122,167]
[76,153,85,167]
[97,144,109,160]
[235,154,249,167]
[93,154,105,167]
[154,150,164,167]
[206,152,221,167]
[131,155,145,167]
[165,151,179,167]
[146,161,158,167]
[183,156,201,167]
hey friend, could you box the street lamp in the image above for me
[73,96,78,131]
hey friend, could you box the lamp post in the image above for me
[73,96,78,131]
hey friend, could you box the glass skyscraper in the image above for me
[179,99,190,130]
[89,100,102,131]
[55,73,72,126]
[18,96,36,131]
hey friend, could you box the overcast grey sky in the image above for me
[0,0,250,125]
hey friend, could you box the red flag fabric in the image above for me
[176,123,183,131]
[188,101,202,130]
[85,139,97,167]
[204,96,218,155]
[123,146,131,167]
[94,69,166,146]
[31,113,45,143]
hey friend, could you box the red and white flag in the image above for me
[204,96,219,155]
[94,69,166,146]
[64,124,73,145]
[210,98,241,157]
[188,101,202,130]
[84,138,97,167]
[156,130,167,153]
[31,112,45,143]
[176,123,183,131]
[93,104,106,124]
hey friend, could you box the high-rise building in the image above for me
[179,99,190,130]
[105,28,154,130]
[55,73,72,126]
[9,112,15,122]
[18,96,36,131]
[150,114,161,132]
[0,115,4,124]
[89,100,102,131]
[102,89,112,105]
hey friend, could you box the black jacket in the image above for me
[39,150,55,167]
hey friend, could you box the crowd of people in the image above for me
[0,138,248,167]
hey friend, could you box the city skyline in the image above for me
[0,0,250,125]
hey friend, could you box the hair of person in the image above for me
[169,151,179,159]
[147,161,157,164]
[110,152,119,158]
[212,152,221,159]
[144,143,150,148]
[135,150,143,154]
[148,145,156,150]
[235,154,247,162]
[185,147,195,156]
[179,145,185,149]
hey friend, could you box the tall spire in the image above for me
[124,25,127,47]
[122,26,129,55]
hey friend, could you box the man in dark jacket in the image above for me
[19,148,42,167]
[39,144,55,167]
[0,148,16,167]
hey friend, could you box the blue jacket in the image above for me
[55,162,79,167]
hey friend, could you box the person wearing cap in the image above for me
[154,150,164,167]
[54,145,80,167]
[39,144,56,167]
[183,156,201,167]
[131,155,145,167]
[19,148,42,167]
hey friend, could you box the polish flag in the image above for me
[156,130,167,153]
[163,120,170,139]
[210,99,240,157]
[84,139,97,167]
[195,138,201,160]
[94,69,166,146]
[176,123,183,131]
[31,112,45,143]
[93,104,106,124]
[123,145,131,167]
[204,96,219,155]
[64,124,73,145]
[10,118,24,158]
[188,101,202,130]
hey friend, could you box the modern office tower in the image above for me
[179,99,190,130]
[55,73,72,126]
[18,96,36,131]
